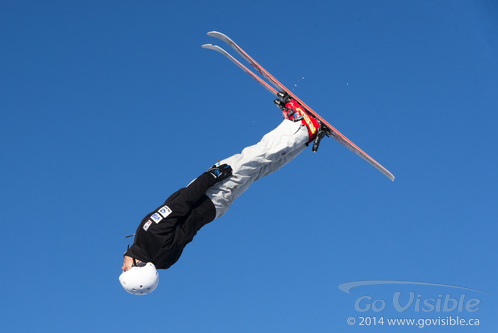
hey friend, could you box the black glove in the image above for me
[207,164,232,182]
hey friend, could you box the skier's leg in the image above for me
[205,120,309,218]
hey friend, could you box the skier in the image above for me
[119,99,320,295]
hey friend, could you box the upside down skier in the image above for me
[119,98,320,295]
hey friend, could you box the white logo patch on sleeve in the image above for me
[158,205,172,218]
[143,220,152,231]
[151,213,163,223]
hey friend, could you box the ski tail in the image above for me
[204,32,395,181]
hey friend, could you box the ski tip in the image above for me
[202,43,220,50]
[201,44,228,56]
[207,31,232,44]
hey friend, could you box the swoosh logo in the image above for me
[338,280,492,295]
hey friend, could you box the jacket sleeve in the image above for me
[166,172,218,217]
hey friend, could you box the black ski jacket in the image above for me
[125,172,218,269]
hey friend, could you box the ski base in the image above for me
[203,31,394,181]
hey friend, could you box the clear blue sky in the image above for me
[1,0,497,332]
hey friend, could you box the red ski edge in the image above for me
[204,31,395,182]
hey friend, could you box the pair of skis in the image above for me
[202,31,394,181]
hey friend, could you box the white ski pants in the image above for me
[205,120,309,219]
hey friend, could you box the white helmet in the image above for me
[119,262,159,295]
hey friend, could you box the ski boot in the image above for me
[274,92,328,152]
